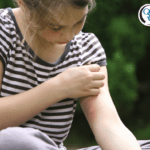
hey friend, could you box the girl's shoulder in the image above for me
[0,8,12,21]
[73,31,106,66]
[74,31,96,40]
[0,8,17,55]
[0,7,18,39]
[0,7,16,33]
[74,31,101,47]
[0,9,5,15]
[0,7,16,27]
[74,31,103,50]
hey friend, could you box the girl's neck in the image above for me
[13,8,56,50]
[12,8,67,63]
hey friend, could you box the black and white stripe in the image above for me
[0,8,107,146]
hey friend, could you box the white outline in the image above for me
[138,4,150,26]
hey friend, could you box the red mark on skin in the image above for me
[89,99,96,122]
[81,96,97,122]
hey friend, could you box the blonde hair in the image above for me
[12,0,96,59]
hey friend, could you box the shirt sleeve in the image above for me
[0,15,11,71]
[79,32,107,66]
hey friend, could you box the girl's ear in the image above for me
[17,0,25,7]
[17,0,27,13]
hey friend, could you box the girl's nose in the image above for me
[63,28,75,41]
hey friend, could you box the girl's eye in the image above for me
[50,19,85,31]
[51,27,62,31]
[78,20,84,24]
[75,19,85,26]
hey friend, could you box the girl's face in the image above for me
[37,6,89,45]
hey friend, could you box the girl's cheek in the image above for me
[41,30,60,39]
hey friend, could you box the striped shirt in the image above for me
[0,8,107,146]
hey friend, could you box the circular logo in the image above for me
[138,4,150,26]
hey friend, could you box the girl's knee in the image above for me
[0,127,59,150]
[0,127,39,150]
[138,140,150,149]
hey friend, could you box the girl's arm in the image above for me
[0,61,104,130]
[0,61,3,91]
[0,67,66,130]
[79,66,141,150]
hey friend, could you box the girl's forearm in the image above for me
[80,88,141,150]
[94,122,141,150]
[0,77,65,130]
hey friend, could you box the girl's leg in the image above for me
[76,146,101,150]
[0,127,59,150]
[138,140,150,149]
[76,140,150,150]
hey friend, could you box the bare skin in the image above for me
[80,66,141,150]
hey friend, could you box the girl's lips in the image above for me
[57,41,69,44]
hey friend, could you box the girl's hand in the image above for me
[55,64,105,99]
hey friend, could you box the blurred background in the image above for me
[1,0,150,149]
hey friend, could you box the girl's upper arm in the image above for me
[0,60,3,91]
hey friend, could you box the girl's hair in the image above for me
[13,0,96,30]
[12,0,96,58]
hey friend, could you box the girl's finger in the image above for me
[90,81,104,88]
[92,72,105,80]
[88,88,100,96]
[87,64,101,72]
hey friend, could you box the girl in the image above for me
[0,0,146,149]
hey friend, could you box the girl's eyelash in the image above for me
[76,19,85,25]
[52,27,62,31]
[51,19,85,31]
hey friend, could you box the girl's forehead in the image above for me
[50,6,88,26]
